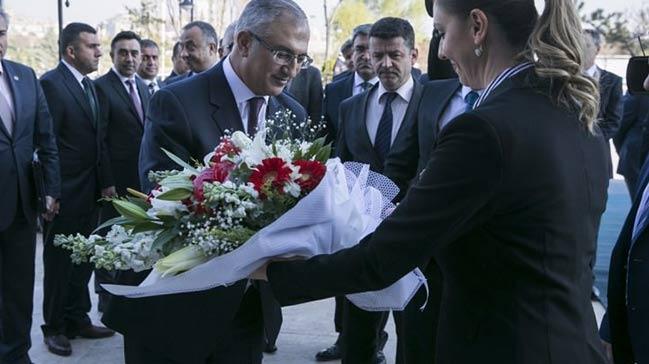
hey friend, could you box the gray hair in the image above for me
[183,21,218,46]
[222,21,237,46]
[235,0,308,38]
[583,28,602,49]
[0,11,10,27]
[352,24,373,44]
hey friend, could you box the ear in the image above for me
[410,47,419,64]
[468,9,488,47]
[65,45,76,60]
[235,31,253,58]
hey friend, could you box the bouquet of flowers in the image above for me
[55,111,427,311]
[55,111,330,277]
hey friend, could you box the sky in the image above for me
[4,0,648,27]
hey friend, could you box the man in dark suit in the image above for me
[600,157,649,364]
[39,22,116,358]
[136,38,163,94]
[331,39,353,82]
[166,41,189,80]
[322,24,378,147]
[286,65,323,122]
[218,21,237,60]
[335,18,423,364]
[95,30,151,311]
[583,29,623,178]
[614,92,649,196]
[165,21,219,86]
[103,1,309,363]
[0,11,60,364]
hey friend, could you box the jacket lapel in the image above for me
[58,63,95,128]
[208,64,244,134]
[355,85,382,167]
[430,80,461,142]
[0,61,15,140]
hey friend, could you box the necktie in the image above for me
[374,92,398,164]
[360,81,372,92]
[247,97,264,136]
[148,82,156,95]
[126,79,144,123]
[82,77,98,126]
[464,90,479,112]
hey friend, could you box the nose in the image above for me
[437,38,448,60]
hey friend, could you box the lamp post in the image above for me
[58,0,71,60]
[179,0,194,25]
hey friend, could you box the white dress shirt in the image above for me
[438,86,483,131]
[0,62,15,119]
[61,59,85,89]
[365,75,414,146]
[353,72,379,96]
[223,56,269,134]
[140,77,160,94]
[111,67,142,107]
[586,64,600,80]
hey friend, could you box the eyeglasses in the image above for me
[249,32,313,69]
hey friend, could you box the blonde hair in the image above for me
[528,0,599,132]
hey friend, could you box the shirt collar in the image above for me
[586,64,599,78]
[111,66,136,84]
[377,75,414,103]
[460,86,483,99]
[223,56,269,105]
[61,59,85,85]
[354,72,378,88]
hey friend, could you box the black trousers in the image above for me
[0,208,36,364]
[123,286,264,364]
[41,211,98,336]
[341,298,389,363]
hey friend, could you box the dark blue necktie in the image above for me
[464,90,479,112]
[374,92,398,164]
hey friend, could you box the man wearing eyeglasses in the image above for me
[103,1,309,363]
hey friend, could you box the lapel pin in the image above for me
[13,76,18,81]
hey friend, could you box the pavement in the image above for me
[27,180,629,364]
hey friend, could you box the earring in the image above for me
[474,45,484,57]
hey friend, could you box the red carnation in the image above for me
[211,138,241,164]
[293,160,326,193]
[249,157,292,199]
[192,169,216,202]
[212,161,235,183]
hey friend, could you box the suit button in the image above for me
[633,258,644,263]
[631,306,637,311]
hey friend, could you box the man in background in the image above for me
[165,21,219,85]
[166,41,189,80]
[0,10,60,364]
[137,38,163,94]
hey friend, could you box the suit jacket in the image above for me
[40,63,112,220]
[268,68,609,364]
[95,69,150,195]
[597,68,623,177]
[163,71,192,86]
[383,78,460,194]
[332,69,352,82]
[0,59,60,231]
[336,80,423,198]
[104,62,306,362]
[286,65,323,123]
[601,158,649,364]
[614,94,649,185]
[322,73,354,145]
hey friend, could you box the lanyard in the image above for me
[473,62,534,110]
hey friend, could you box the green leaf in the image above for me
[155,188,193,201]
[131,221,164,234]
[93,216,133,234]
[161,148,199,174]
[126,196,151,211]
[112,199,150,221]
[315,143,332,162]
[151,228,178,252]
[160,174,194,190]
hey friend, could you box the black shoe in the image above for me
[263,343,278,354]
[374,350,387,364]
[44,334,72,356]
[315,343,341,361]
[66,324,115,339]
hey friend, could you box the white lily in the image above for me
[230,131,252,150]
[154,245,209,277]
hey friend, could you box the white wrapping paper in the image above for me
[103,159,427,311]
